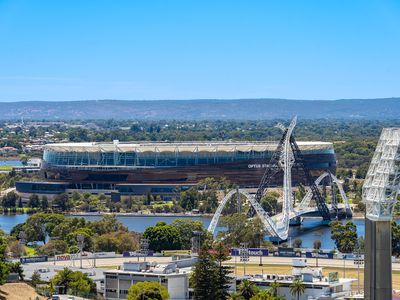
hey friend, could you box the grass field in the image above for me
[0,165,12,171]
[24,246,37,256]
[226,263,400,291]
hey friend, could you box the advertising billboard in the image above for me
[55,253,78,261]
[122,250,154,257]
[161,250,191,256]
[20,256,48,264]
[273,247,301,257]
[305,252,334,259]
[230,248,269,256]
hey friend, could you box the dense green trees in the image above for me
[143,222,182,252]
[50,268,96,296]
[28,194,40,208]
[1,191,18,208]
[179,178,230,213]
[10,214,140,254]
[0,261,10,285]
[127,281,169,300]
[40,196,49,210]
[38,240,68,256]
[31,271,42,287]
[53,193,73,211]
[142,218,209,252]
[260,192,280,215]
[330,221,358,253]
[0,230,9,284]
[0,230,25,284]
[93,231,140,253]
[213,243,233,300]
[220,213,266,248]
[392,221,400,256]
[192,242,232,300]
[170,219,206,250]
[334,140,376,169]
[9,214,210,255]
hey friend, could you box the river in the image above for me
[0,160,22,166]
[0,214,393,250]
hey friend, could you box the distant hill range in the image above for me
[0,98,399,120]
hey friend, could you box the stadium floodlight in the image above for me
[362,128,400,221]
[362,127,400,299]
[76,234,85,269]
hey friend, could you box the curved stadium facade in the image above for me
[17,141,336,199]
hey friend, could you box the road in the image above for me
[22,255,400,272]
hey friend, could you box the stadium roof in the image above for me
[44,141,333,153]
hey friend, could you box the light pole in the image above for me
[362,128,400,299]
[140,238,149,262]
[357,253,360,294]
[259,229,263,266]
[234,251,237,275]
[50,236,60,266]
[18,231,26,258]
[77,234,85,269]
[93,234,97,268]
[343,254,346,278]
[191,231,202,255]
[240,242,249,276]
[355,241,364,295]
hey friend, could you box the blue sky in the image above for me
[0,0,399,101]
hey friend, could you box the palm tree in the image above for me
[290,279,306,300]
[238,279,258,300]
[269,280,281,297]
[251,289,274,300]
[228,291,244,300]
[52,267,73,294]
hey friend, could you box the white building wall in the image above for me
[167,275,189,300]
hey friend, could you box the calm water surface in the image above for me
[0,214,395,250]
[0,160,22,166]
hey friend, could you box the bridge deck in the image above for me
[271,204,351,222]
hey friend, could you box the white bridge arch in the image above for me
[208,117,352,240]
[207,171,352,240]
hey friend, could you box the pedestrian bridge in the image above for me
[208,117,352,241]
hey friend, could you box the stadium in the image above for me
[16,140,336,200]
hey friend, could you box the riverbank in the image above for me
[2,208,399,221]
[1,212,399,249]
[68,211,214,218]
[0,157,21,162]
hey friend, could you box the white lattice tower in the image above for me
[362,128,400,221]
[276,117,296,237]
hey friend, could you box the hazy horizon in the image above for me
[0,97,399,103]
